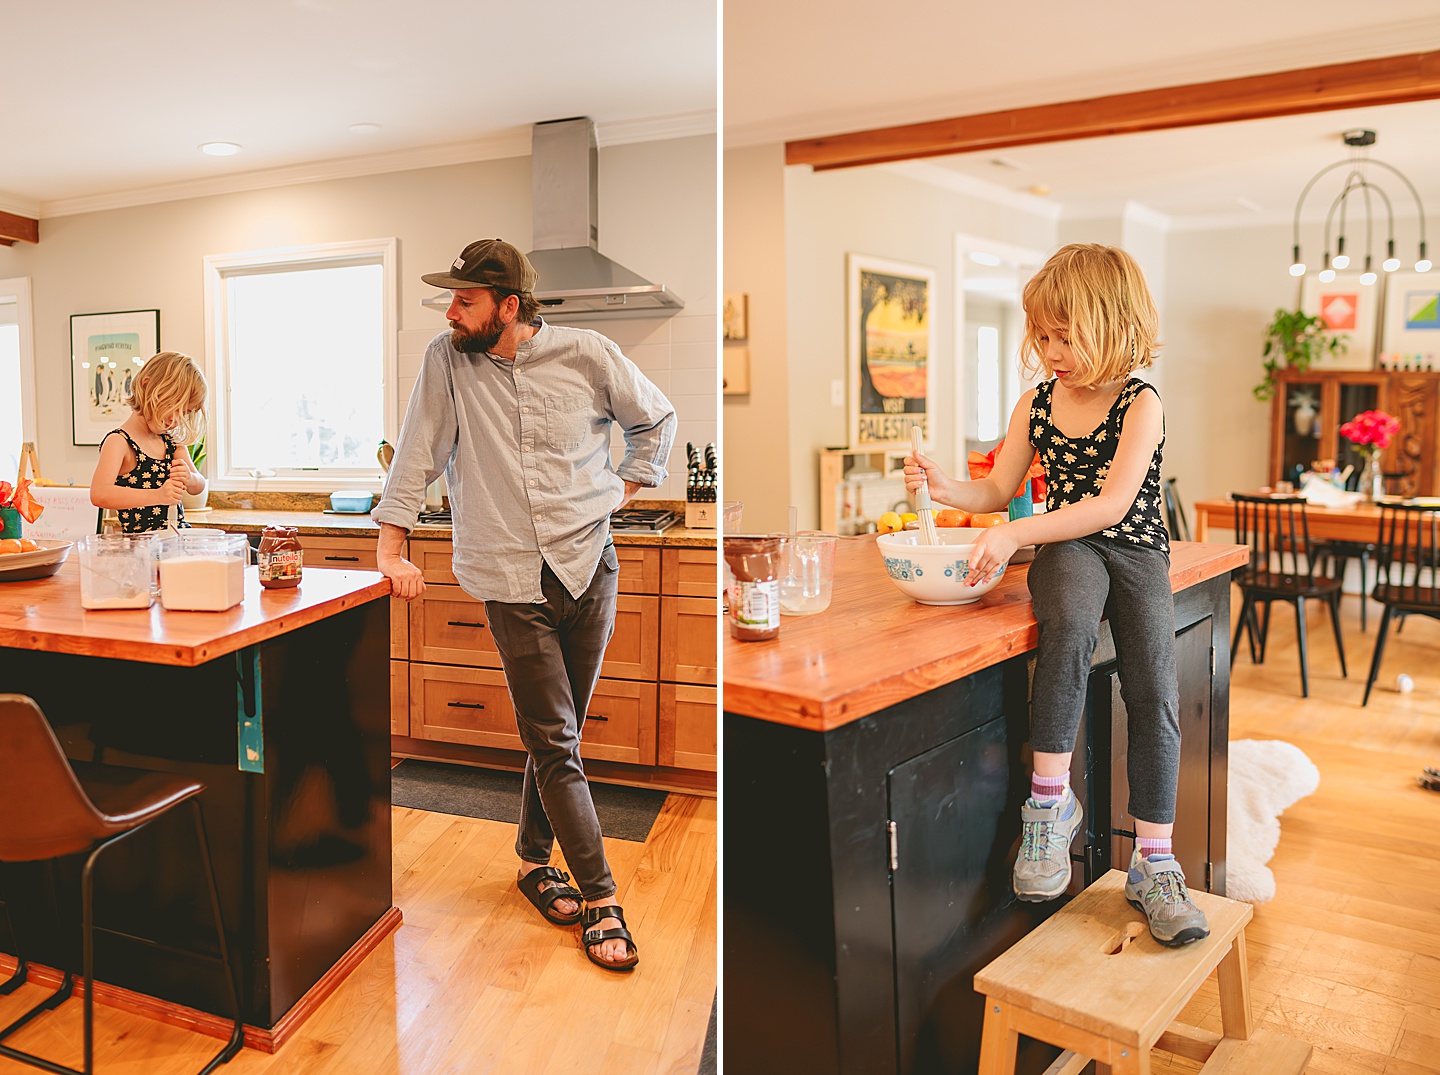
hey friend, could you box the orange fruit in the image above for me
[0,539,21,555]
[969,512,1009,528]
[934,509,970,528]
[17,538,38,552]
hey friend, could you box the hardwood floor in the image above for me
[1148,590,1440,1074]
[0,792,716,1075]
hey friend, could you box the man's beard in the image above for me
[450,307,507,353]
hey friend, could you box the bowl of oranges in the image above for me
[0,538,74,582]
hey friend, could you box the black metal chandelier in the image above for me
[1289,128,1430,282]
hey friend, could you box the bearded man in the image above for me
[374,239,675,971]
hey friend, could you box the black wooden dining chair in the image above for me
[1362,502,1440,705]
[1163,477,1191,543]
[0,695,242,1075]
[1230,494,1347,697]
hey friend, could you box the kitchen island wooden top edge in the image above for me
[195,508,717,546]
[0,559,391,667]
[723,538,1249,732]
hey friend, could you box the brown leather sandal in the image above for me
[517,867,583,926]
[581,904,639,972]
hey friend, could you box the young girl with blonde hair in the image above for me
[90,351,208,533]
[905,243,1208,945]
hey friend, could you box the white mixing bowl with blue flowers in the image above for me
[875,528,1008,605]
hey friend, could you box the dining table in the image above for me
[1193,493,1392,544]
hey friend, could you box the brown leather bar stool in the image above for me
[0,695,242,1075]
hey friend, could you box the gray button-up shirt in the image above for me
[373,320,676,602]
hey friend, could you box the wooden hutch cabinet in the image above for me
[1268,368,1440,497]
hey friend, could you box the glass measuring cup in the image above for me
[777,530,837,615]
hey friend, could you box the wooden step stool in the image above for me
[974,870,1311,1075]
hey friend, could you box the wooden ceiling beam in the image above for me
[0,208,39,245]
[786,50,1440,171]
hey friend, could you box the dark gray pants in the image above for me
[484,546,619,901]
[1028,536,1181,825]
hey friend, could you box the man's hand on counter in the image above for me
[377,522,426,600]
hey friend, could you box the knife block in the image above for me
[685,502,717,529]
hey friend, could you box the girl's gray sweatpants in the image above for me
[1027,535,1181,825]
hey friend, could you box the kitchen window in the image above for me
[204,239,397,490]
[0,278,37,485]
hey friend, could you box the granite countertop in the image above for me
[192,502,717,547]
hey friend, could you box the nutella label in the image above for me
[732,578,779,630]
[259,549,302,580]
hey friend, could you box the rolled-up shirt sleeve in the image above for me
[372,338,459,532]
[603,339,676,488]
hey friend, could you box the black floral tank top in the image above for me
[105,429,189,533]
[1030,377,1169,552]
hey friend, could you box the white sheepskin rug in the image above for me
[1225,739,1320,904]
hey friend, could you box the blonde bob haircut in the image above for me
[127,351,208,445]
[1019,244,1161,389]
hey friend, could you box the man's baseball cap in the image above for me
[421,239,538,293]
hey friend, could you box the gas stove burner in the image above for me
[416,509,452,525]
[609,508,677,534]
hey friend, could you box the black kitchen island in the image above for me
[723,537,1248,1075]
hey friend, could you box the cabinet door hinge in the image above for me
[1206,861,1213,890]
[887,820,898,872]
[1211,647,1216,676]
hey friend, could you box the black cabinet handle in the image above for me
[447,620,487,628]
[324,555,361,562]
[586,714,609,722]
[447,701,486,710]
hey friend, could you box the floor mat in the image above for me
[391,759,667,843]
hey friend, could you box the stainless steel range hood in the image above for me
[422,117,683,321]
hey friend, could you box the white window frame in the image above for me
[203,238,397,492]
[0,276,38,457]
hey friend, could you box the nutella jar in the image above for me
[723,535,781,642]
[257,526,303,589]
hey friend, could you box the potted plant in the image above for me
[1254,309,1347,401]
[182,436,208,511]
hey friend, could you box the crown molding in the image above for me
[37,110,718,220]
[0,193,41,220]
[598,110,717,147]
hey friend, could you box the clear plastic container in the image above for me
[158,532,249,611]
[78,533,157,610]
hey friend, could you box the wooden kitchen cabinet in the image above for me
[660,596,718,685]
[1268,368,1440,496]
[408,663,656,765]
[658,683,717,771]
[394,536,716,793]
[296,534,408,658]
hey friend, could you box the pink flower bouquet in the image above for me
[1339,410,1399,452]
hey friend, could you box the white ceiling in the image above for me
[724,1,1440,227]
[2,0,717,219]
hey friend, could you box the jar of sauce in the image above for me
[257,526,303,589]
[723,534,780,642]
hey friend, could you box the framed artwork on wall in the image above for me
[1378,271,1440,364]
[70,309,159,446]
[1299,275,1377,370]
[847,253,933,448]
[723,293,749,341]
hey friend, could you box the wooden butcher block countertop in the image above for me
[723,536,1248,732]
[0,558,390,667]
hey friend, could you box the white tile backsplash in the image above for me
[621,343,676,372]
[670,313,717,344]
[671,340,718,370]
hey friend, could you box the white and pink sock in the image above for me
[1031,773,1068,804]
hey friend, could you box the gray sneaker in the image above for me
[1125,852,1211,947]
[1012,789,1083,902]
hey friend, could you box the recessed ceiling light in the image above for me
[348,123,382,135]
[200,142,242,156]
